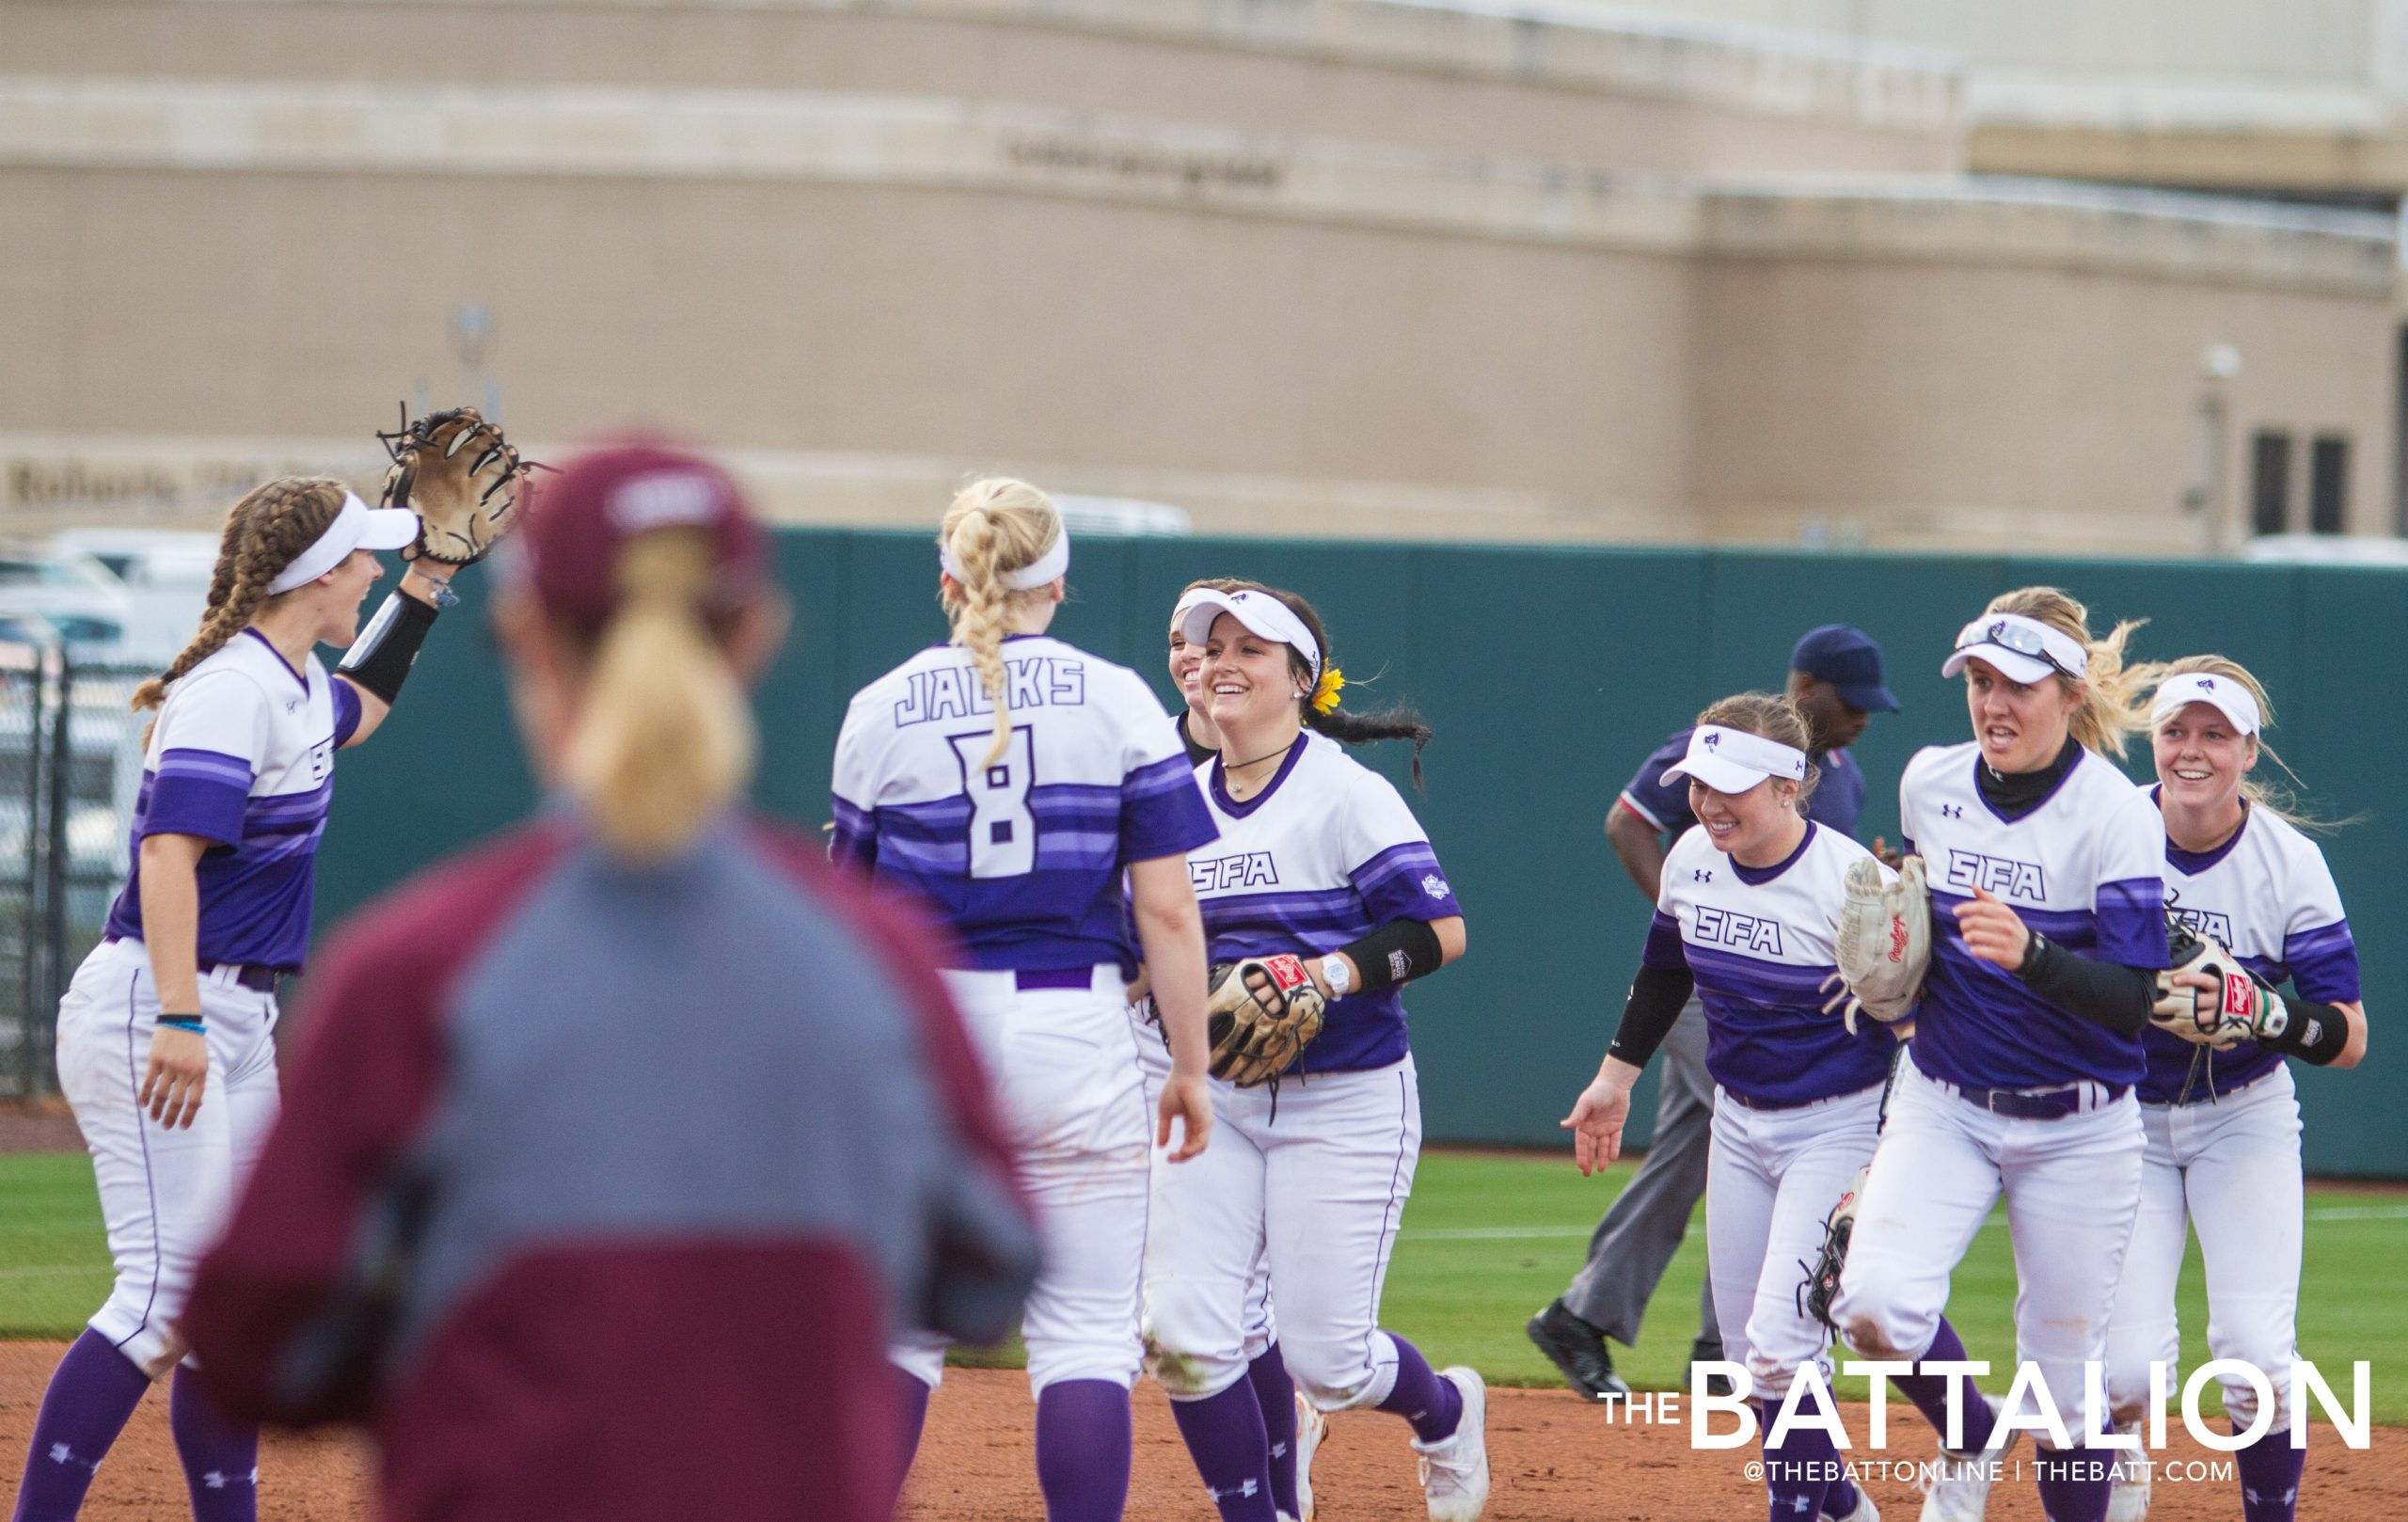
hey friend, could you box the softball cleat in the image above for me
[1413,1367,1490,1522]
[1916,1425,2014,1522]
[1293,1390,1327,1522]
[2103,1427,2150,1522]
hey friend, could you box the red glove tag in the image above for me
[1260,954,1310,993]
[2222,973,2255,1018]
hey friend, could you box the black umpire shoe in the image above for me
[1526,1300,1630,1402]
[1691,1335,1737,1399]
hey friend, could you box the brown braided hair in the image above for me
[132,476,349,712]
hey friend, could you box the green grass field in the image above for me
[7,1149,2400,1423]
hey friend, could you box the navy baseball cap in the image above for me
[1791,625,1899,713]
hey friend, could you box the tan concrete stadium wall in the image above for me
[7,0,1961,175]
[1697,257,2393,550]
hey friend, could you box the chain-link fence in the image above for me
[0,651,151,1098]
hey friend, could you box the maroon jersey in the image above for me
[182,815,1037,1522]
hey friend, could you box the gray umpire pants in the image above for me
[1561,997,1719,1349]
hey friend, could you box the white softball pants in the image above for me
[894,967,1153,1396]
[1142,1056,1421,1411]
[55,937,280,1375]
[1130,1008,1278,1364]
[1832,1049,2143,1442]
[1706,1083,1884,1404]
[2103,1065,2303,1432]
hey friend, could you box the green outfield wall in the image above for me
[315,533,2407,1177]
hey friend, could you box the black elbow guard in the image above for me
[335,591,440,706]
[1336,918,1448,995]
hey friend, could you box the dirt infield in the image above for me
[4,1343,2396,1519]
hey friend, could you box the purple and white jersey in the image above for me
[1187,732,1457,1074]
[103,629,362,972]
[1645,820,1900,1104]
[2145,789,2359,1102]
[831,634,1216,975]
[1899,741,2168,1092]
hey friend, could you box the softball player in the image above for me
[2100,658,2367,1522]
[10,476,445,1522]
[1564,692,1893,1522]
[1144,579,1321,1522]
[1831,588,2167,1522]
[832,479,1218,1522]
[1142,586,1483,1522]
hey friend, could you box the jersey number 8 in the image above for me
[949,727,1038,879]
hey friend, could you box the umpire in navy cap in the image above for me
[1528,625,1897,1401]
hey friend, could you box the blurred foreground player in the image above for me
[182,442,1038,1522]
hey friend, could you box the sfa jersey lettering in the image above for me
[1692,904,1784,956]
[1943,848,2048,902]
[895,656,1086,726]
[1192,851,1281,892]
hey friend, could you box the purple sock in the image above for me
[169,1369,258,1522]
[1168,1381,1277,1522]
[1888,1319,1997,1453]
[2030,1445,2112,1522]
[2233,1424,2305,1522]
[1246,1345,1299,1517]
[1761,1419,1842,1522]
[1034,1379,1132,1522]
[895,1370,933,1467]
[1376,1335,1463,1445]
[10,1328,152,1522]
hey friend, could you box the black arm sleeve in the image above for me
[2012,932,2156,1037]
[334,591,439,706]
[1606,963,1696,1070]
[2264,995,2353,1066]
[1334,918,1448,995]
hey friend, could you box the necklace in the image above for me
[1222,737,1298,792]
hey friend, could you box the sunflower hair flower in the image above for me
[1310,665,1345,715]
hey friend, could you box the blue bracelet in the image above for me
[157,1015,205,1033]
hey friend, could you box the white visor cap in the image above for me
[2152,672,2261,736]
[268,491,421,595]
[1941,611,2090,686]
[1175,588,1321,682]
[1661,724,1809,796]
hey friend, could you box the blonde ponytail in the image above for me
[562,531,755,862]
[1984,586,2147,758]
[937,478,1064,767]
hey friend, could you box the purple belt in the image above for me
[1014,968,1098,991]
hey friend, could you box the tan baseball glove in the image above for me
[1821,854,1930,1035]
[1204,955,1327,1087]
[377,405,533,566]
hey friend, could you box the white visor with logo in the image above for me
[268,491,421,595]
[1661,724,1808,795]
[1176,588,1321,681]
[2152,672,2261,736]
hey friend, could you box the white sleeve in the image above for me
[150,669,272,768]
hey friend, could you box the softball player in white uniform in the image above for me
[1565,693,1893,1522]
[1831,591,2164,1522]
[2100,660,2368,1522]
[10,477,444,1522]
[1137,581,1320,1522]
[832,480,1217,1522]
[1141,586,1483,1522]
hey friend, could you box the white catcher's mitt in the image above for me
[1821,855,1930,1035]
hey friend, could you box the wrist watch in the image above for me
[1319,954,1353,999]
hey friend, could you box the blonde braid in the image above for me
[937,478,1063,768]
[133,477,347,712]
